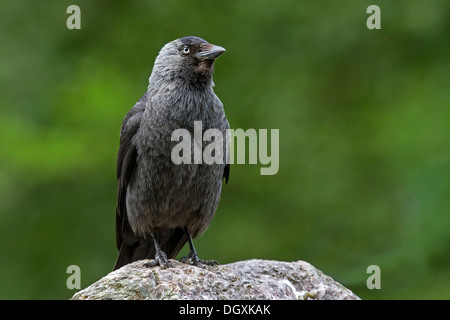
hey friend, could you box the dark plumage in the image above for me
[114,36,229,270]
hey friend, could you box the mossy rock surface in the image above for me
[71,259,360,300]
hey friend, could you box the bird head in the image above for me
[149,36,226,88]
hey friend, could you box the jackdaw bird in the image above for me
[114,36,229,270]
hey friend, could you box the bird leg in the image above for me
[143,233,173,268]
[180,229,219,266]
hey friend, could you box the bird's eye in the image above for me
[181,46,190,54]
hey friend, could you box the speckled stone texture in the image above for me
[71,259,360,300]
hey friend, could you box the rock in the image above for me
[71,259,360,300]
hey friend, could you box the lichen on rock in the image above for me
[71,259,360,300]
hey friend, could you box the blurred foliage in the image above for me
[0,0,449,299]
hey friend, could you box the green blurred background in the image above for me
[0,0,449,299]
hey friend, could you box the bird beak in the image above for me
[196,44,226,60]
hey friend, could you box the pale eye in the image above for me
[182,46,190,54]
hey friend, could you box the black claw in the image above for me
[202,259,219,266]
[156,250,173,268]
[142,233,174,268]
[180,228,219,267]
[143,253,173,269]
[180,252,219,267]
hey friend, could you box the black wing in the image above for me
[224,124,230,183]
[224,163,230,184]
[115,93,147,251]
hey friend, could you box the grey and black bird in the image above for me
[114,36,229,270]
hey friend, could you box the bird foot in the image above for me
[143,251,173,269]
[180,252,218,267]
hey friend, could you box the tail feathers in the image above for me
[114,240,155,270]
[113,227,188,270]
[159,227,188,259]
